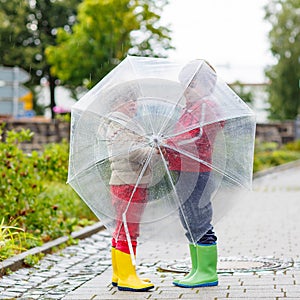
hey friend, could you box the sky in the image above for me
[161,0,274,83]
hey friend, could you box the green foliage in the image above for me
[39,140,70,182]
[0,0,81,114]
[254,141,279,153]
[0,218,41,261]
[264,0,300,120]
[0,127,96,261]
[55,113,71,123]
[254,139,300,172]
[46,0,173,92]
[230,81,255,103]
[283,139,300,151]
[0,128,45,222]
[24,253,45,267]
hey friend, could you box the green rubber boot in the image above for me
[173,244,197,284]
[173,243,218,288]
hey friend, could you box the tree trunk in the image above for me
[49,74,56,119]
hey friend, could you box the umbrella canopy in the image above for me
[67,56,256,248]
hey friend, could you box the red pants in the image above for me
[111,185,147,254]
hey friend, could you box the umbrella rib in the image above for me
[68,140,151,183]
[126,56,157,136]
[103,114,147,140]
[163,114,253,140]
[161,100,207,139]
[162,143,249,189]
[156,144,197,245]
[67,158,109,183]
[121,145,156,213]
[164,120,212,139]
[120,145,156,265]
[138,99,157,136]
[157,95,185,138]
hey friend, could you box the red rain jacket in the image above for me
[165,99,223,173]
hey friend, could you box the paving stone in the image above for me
[0,278,16,287]
[285,291,300,297]
[0,296,15,300]
[6,286,29,293]
[20,294,42,299]
[42,292,67,299]
[216,298,275,300]
[0,290,22,298]
[228,289,284,298]
[1,164,300,299]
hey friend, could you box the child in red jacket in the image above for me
[164,60,223,288]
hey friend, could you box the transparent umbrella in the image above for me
[67,56,256,262]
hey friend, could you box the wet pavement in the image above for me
[0,232,112,299]
[0,162,300,299]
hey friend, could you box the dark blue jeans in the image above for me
[174,171,217,244]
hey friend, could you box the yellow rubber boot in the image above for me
[115,249,154,292]
[111,248,151,287]
[111,247,119,287]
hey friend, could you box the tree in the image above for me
[46,0,173,93]
[264,0,300,120]
[230,81,254,104]
[0,0,81,118]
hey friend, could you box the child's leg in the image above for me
[110,185,153,291]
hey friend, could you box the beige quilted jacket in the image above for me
[103,111,159,185]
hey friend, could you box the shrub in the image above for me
[0,128,44,223]
[0,127,96,260]
[0,218,41,261]
[38,140,69,182]
[253,140,300,172]
[283,139,300,151]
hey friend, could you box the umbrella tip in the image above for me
[149,134,161,145]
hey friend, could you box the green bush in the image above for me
[38,140,69,182]
[0,218,41,261]
[253,140,300,172]
[0,127,96,260]
[254,141,279,153]
[283,139,300,151]
[0,128,44,222]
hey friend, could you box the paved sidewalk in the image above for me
[0,164,299,299]
[62,164,300,300]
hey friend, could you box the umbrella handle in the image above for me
[122,213,136,266]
